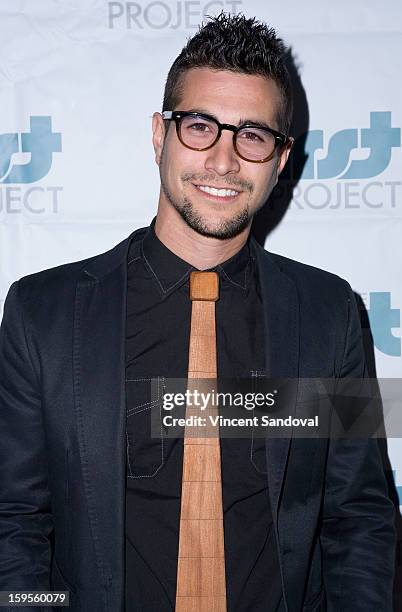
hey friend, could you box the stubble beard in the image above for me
[167,193,250,240]
[159,151,254,240]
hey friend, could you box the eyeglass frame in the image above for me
[161,110,292,163]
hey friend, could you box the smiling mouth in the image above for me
[193,184,242,198]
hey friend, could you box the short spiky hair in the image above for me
[162,12,293,134]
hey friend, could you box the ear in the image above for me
[277,136,294,176]
[152,112,166,165]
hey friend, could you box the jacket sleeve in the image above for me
[320,283,396,611]
[0,280,53,607]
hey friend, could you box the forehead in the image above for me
[177,67,282,128]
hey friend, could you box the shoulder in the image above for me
[253,244,357,331]
[250,232,353,302]
[12,227,146,305]
[268,251,352,297]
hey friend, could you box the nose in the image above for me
[204,130,241,176]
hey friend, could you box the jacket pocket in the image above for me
[126,376,165,478]
[250,370,268,474]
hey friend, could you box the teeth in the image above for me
[197,185,239,197]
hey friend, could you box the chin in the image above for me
[178,201,250,240]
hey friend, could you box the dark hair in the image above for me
[162,12,293,134]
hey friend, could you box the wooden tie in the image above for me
[175,271,227,612]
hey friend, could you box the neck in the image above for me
[154,201,251,271]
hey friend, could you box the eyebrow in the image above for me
[186,108,274,130]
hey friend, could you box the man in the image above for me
[0,12,396,612]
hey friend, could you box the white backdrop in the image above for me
[1,0,401,585]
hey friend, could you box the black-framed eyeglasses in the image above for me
[162,110,292,163]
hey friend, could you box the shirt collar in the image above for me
[140,216,252,297]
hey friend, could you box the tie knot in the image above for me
[189,271,219,301]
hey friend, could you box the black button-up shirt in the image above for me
[125,217,284,611]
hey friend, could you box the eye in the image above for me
[239,130,264,142]
[187,122,211,132]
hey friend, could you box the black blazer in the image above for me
[0,226,396,612]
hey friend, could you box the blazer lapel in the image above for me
[251,237,300,523]
[72,230,144,593]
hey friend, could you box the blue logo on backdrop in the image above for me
[0,116,61,184]
[274,112,401,210]
[302,112,400,180]
[0,117,62,216]
[368,292,401,357]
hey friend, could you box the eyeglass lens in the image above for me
[179,114,276,161]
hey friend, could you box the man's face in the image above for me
[152,68,292,240]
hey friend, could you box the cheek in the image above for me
[160,142,180,184]
[263,161,279,188]
[250,167,275,194]
[165,149,206,187]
